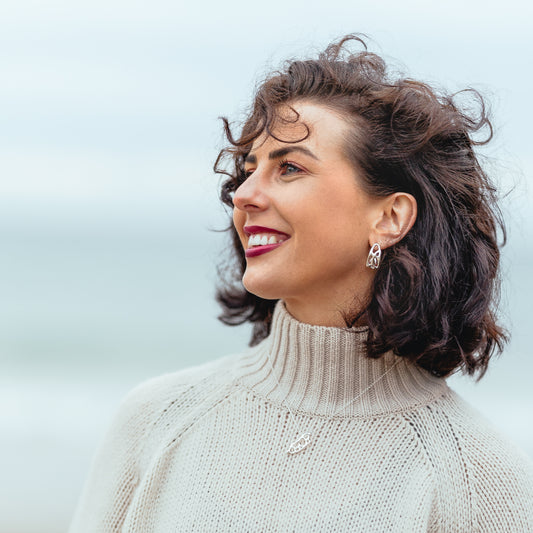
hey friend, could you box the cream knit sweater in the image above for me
[70,302,533,532]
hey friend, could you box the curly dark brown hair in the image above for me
[213,34,507,379]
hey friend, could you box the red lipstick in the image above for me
[245,243,285,258]
[243,225,289,237]
[243,225,290,258]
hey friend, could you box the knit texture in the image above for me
[70,302,533,532]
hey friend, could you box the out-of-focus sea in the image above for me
[1,218,532,533]
[0,218,244,533]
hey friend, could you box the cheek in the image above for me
[296,195,368,236]
[297,198,372,261]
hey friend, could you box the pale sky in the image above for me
[0,0,531,223]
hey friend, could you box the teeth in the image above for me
[248,233,286,247]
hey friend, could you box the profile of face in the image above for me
[232,101,416,326]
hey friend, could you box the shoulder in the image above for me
[119,352,240,415]
[447,392,533,529]
[407,389,533,531]
[440,390,533,473]
[69,353,243,531]
[109,353,241,444]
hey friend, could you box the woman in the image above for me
[70,35,533,531]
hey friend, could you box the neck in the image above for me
[237,301,447,417]
[283,287,371,328]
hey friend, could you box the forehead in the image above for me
[248,102,351,156]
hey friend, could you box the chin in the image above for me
[242,273,286,301]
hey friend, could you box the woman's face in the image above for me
[232,101,384,326]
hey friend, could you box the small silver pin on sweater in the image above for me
[265,355,401,455]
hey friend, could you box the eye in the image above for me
[279,160,302,176]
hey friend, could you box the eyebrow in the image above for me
[244,146,319,164]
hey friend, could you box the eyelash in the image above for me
[244,160,302,179]
[278,159,301,175]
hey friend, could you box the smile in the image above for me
[243,227,290,258]
[248,233,287,247]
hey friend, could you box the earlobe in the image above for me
[372,192,417,249]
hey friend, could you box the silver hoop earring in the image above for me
[366,243,381,270]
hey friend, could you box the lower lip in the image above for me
[245,242,286,258]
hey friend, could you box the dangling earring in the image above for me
[366,243,381,270]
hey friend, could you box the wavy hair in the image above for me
[213,35,507,379]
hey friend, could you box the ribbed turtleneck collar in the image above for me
[236,301,448,417]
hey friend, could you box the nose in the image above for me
[232,171,269,212]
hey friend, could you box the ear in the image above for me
[369,192,417,249]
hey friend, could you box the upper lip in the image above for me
[243,225,290,237]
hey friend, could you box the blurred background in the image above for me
[0,0,531,531]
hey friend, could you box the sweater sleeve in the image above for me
[69,374,184,533]
[467,433,533,532]
[451,401,533,532]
